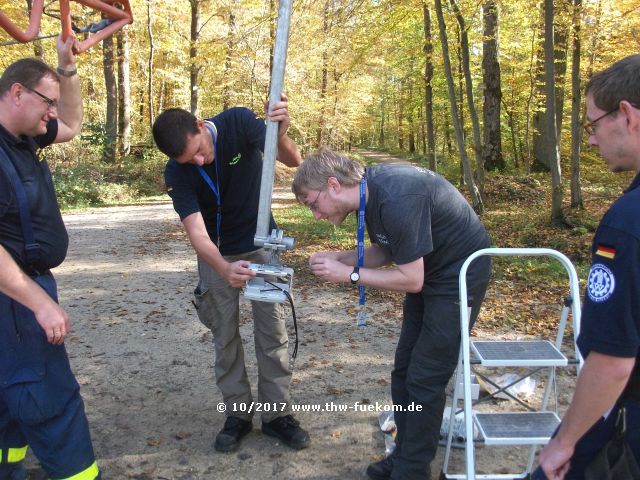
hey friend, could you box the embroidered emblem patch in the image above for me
[587,263,615,303]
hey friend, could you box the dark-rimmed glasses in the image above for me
[583,102,640,136]
[21,84,58,110]
[583,108,617,136]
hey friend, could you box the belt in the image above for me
[22,266,50,278]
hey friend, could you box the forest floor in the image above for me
[24,149,633,479]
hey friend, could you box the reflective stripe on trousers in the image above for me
[0,445,28,463]
[58,461,100,480]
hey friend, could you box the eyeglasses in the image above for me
[583,101,640,136]
[21,84,58,110]
[583,108,618,136]
[307,190,322,212]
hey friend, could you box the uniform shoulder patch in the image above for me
[587,263,616,303]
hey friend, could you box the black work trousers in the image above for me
[390,267,490,480]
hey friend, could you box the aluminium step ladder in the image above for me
[441,248,583,480]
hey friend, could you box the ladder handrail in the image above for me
[457,247,583,480]
[0,0,132,53]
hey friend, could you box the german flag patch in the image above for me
[595,244,616,259]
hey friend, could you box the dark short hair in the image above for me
[0,58,58,97]
[586,54,640,112]
[152,108,200,158]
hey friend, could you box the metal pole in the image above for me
[255,0,292,244]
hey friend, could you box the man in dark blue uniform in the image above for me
[0,38,100,479]
[536,55,640,479]
[152,99,310,453]
[292,149,491,480]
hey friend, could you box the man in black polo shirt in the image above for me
[536,55,640,480]
[152,100,309,453]
[0,38,100,479]
[292,149,491,480]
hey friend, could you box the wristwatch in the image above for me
[56,66,77,77]
[350,266,360,285]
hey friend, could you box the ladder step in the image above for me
[474,411,560,445]
[471,340,567,367]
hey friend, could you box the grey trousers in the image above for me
[193,249,291,423]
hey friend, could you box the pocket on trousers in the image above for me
[5,368,78,427]
[193,286,217,332]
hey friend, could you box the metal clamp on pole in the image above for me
[244,0,294,304]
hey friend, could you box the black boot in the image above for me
[261,415,310,450]
[214,416,252,452]
[366,454,395,480]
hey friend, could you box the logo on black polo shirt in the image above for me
[587,263,615,303]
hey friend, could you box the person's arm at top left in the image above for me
[54,35,82,143]
[268,93,301,168]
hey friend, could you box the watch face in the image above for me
[350,272,360,282]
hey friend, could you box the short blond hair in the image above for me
[292,148,364,202]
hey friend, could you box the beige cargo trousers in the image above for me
[193,248,292,423]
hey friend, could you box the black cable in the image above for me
[265,281,298,361]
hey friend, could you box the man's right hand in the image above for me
[224,260,256,288]
[33,299,70,345]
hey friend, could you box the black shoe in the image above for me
[366,455,395,480]
[261,414,310,450]
[214,416,252,452]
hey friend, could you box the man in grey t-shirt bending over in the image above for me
[292,149,491,480]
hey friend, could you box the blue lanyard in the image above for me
[196,123,222,247]
[356,175,367,326]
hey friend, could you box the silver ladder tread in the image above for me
[474,411,560,446]
[471,340,567,367]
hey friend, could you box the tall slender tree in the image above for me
[102,25,117,164]
[450,0,484,194]
[422,2,436,171]
[570,0,583,208]
[543,0,564,223]
[434,0,483,213]
[117,28,131,157]
[482,0,504,171]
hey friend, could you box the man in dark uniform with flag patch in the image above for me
[536,54,640,479]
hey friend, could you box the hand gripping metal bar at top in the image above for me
[0,0,133,54]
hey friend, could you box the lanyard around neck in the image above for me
[196,123,222,247]
[356,175,367,326]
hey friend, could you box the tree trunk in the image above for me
[397,80,405,150]
[482,0,504,171]
[434,0,483,213]
[25,0,43,58]
[543,0,564,223]
[532,3,547,171]
[553,4,570,145]
[146,0,155,129]
[117,28,131,157]
[190,0,200,115]
[450,0,484,195]
[570,0,583,209]
[316,2,330,147]
[423,3,436,171]
[102,30,117,164]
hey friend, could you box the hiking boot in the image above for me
[214,416,252,452]
[366,455,395,480]
[261,414,310,450]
